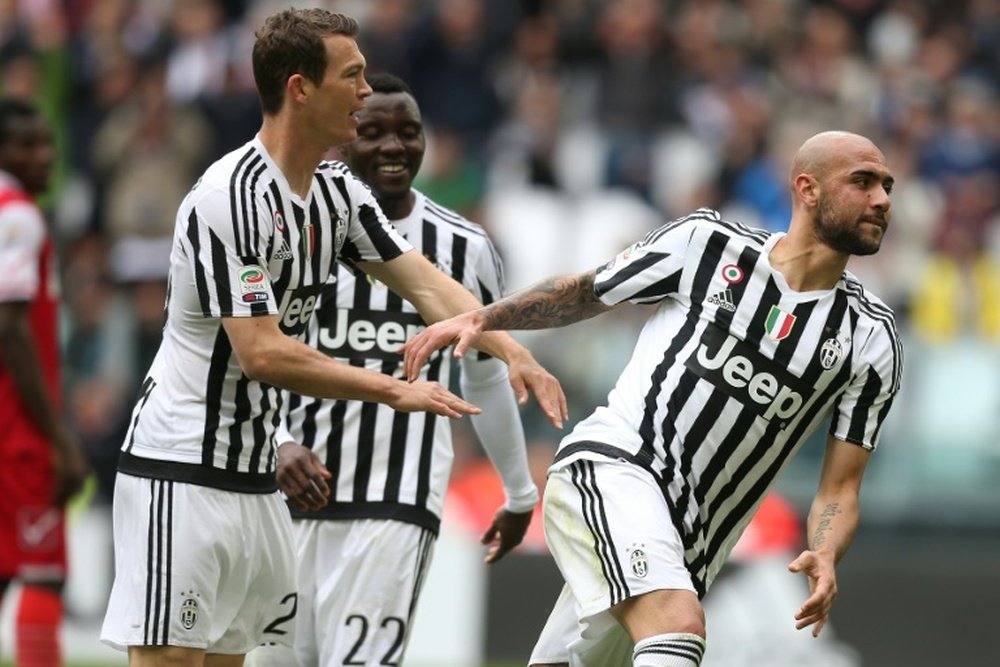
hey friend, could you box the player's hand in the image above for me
[504,348,567,430]
[276,442,332,512]
[788,549,838,637]
[481,506,533,564]
[400,312,483,382]
[51,427,88,506]
[389,380,481,419]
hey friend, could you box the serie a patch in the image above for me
[237,265,270,303]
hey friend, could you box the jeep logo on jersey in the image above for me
[276,283,324,337]
[318,308,427,361]
[686,327,807,422]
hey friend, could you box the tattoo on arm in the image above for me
[481,271,608,331]
[811,502,842,549]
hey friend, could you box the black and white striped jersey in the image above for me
[279,191,507,533]
[118,137,411,492]
[554,208,903,596]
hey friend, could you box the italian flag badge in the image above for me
[764,305,796,340]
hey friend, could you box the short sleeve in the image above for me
[337,175,411,267]
[177,185,277,318]
[593,213,698,306]
[829,318,903,451]
[0,200,45,302]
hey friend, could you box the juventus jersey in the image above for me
[118,137,411,492]
[280,191,504,533]
[554,208,903,595]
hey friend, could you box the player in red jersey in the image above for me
[0,98,88,666]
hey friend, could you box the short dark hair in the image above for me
[366,72,414,98]
[252,9,360,116]
[0,97,40,147]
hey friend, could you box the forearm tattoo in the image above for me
[811,502,842,549]
[482,271,606,331]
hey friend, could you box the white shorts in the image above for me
[248,518,435,667]
[100,473,298,654]
[529,457,696,665]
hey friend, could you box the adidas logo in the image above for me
[707,289,736,312]
[273,239,293,261]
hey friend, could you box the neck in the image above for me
[377,190,416,221]
[259,115,328,198]
[770,219,849,292]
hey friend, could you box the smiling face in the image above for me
[307,34,372,147]
[343,90,425,214]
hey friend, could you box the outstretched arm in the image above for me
[400,269,613,382]
[789,436,870,637]
[362,251,569,428]
[222,314,479,419]
[461,356,538,563]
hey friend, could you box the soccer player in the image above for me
[402,131,903,667]
[0,98,89,666]
[99,10,565,667]
[247,71,538,667]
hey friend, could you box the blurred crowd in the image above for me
[1,0,997,510]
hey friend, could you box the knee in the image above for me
[612,588,706,640]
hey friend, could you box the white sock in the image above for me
[632,632,706,666]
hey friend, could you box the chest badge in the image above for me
[764,305,796,341]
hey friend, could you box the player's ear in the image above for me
[287,74,310,106]
[794,173,820,208]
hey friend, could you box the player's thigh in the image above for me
[128,644,206,667]
[127,646,246,667]
[310,519,435,667]
[544,458,697,617]
[103,476,297,654]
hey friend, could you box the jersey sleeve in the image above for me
[465,231,505,305]
[829,315,903,451]
[0,200,45,302]
[593,211,702,306]
[178,185,278,318]
[336,174,412,268]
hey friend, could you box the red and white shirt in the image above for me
[0,170,60,452]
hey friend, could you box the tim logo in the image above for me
[179,594,199,630]
[686,327,807,423]
[629,545,649,578]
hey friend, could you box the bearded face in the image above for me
[813,190,887,256]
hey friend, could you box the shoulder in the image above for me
[317,160,382,214]
[840,271,903,386]
[317,159,354,180]
[0,193,45,242]
[840,271,898,331]
[639,207,771,253]
[421,192,494,245]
